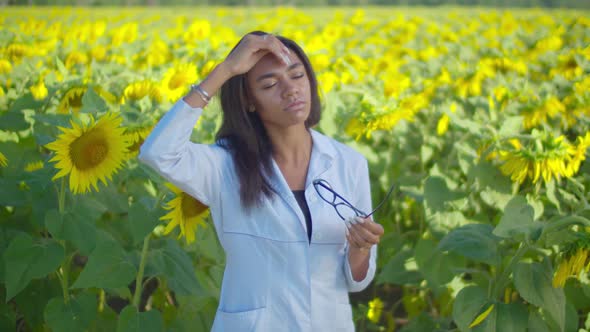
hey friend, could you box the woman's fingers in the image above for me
[257,33,291,65]
[346,217,383,249]
[223,33,291,76]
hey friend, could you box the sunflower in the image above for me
[366,298,384,323]
[30,79,48,100]
[0,151,7,167]
[57,86,117,114]
[521,97,564,129]
[24,160,44,172]
[160,183,209,244]
[64,50,89,69]
[124,125,154,157]
[161,63,199,102]
[497,131,589,184]
[0,59,12,74]
[121,80,160,104]
[57,86,86,114]
[46,112,129,194]
[553,247,590,288]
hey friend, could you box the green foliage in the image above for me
[2,233,64,301]
[71,239,137,289]
[116,306,164,332]
[44,293,98,332]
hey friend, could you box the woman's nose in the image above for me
[282,82,298,98]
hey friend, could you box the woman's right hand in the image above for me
[222,33,292,78]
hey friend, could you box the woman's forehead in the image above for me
[248,52,301,81]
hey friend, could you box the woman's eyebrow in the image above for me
[255,63,303,82]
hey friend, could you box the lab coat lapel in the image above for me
[269,158,308,236]
[305,130,335,187]
[265,130,336,238]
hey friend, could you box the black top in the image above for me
[292,190,312,242]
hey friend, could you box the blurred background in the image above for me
[1,0,589,8]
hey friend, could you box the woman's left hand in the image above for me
[345,216,384,251]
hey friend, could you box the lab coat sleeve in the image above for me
[344,157,377,292]
[138,98,225,207]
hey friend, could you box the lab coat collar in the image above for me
[267,129,335,238]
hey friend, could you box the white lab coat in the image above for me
[139,99,377,331]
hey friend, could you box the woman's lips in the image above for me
[284,100,305,111]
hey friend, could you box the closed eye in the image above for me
[261,73,305,90]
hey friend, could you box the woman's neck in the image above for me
[267,125,312,166]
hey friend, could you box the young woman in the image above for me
[139,31,384,331]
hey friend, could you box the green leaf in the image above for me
[528,310,551,332]
[44,293,97,332]
[147,240,204,296]
[424,176,463,213]
[473,302,528,332]
[0,179,27,206]
[438,224,500,265]
[116,306,164,332]
[377,248,422,285]
[0,301,15,332]
[414,238,463,290]
[427,211,468,232]
[2,234,64,301]
[480,188,513,211]
[420,144,434,165]
[71,193,109,222]
[452,285,488,332]
[80,87,107,113]
[526,195,544,220]
[55,55,68,76]
[498,116,523,137]
[543,215,590,236]
[71,239,136,289]
[8,93,45,113]
[493,195,542,240]
[34,113,72,127]
[495,302,528,332]
[513,262,565,332]
[398,312,437,332]
[45,209,97,256]
[14,278,61,330]
[0,111,29,131]
[90,304,118,332]
[170,293,218,332]
[564,278,590,310]
[545,179,561,212]
[128,203,159,245]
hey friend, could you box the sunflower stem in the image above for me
[133,234,151,309]
[59,245,71,304]
[493,243,528,299]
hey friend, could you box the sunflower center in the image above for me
[68,91,84,109]
[69,128,109,170]
[181,193,206,218]
[168,73,187,90]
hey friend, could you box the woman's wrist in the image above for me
[349,245,371,256]
[182,62,233,109]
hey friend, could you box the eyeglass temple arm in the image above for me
[364,183,395,218]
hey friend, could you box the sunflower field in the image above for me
[0,5,589,332]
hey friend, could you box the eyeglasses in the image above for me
[312,178,395,220]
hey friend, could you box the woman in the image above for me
[139,31,384,331]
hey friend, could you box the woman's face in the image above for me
[245,49,311,131]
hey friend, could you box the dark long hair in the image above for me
[216,31,322,210]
